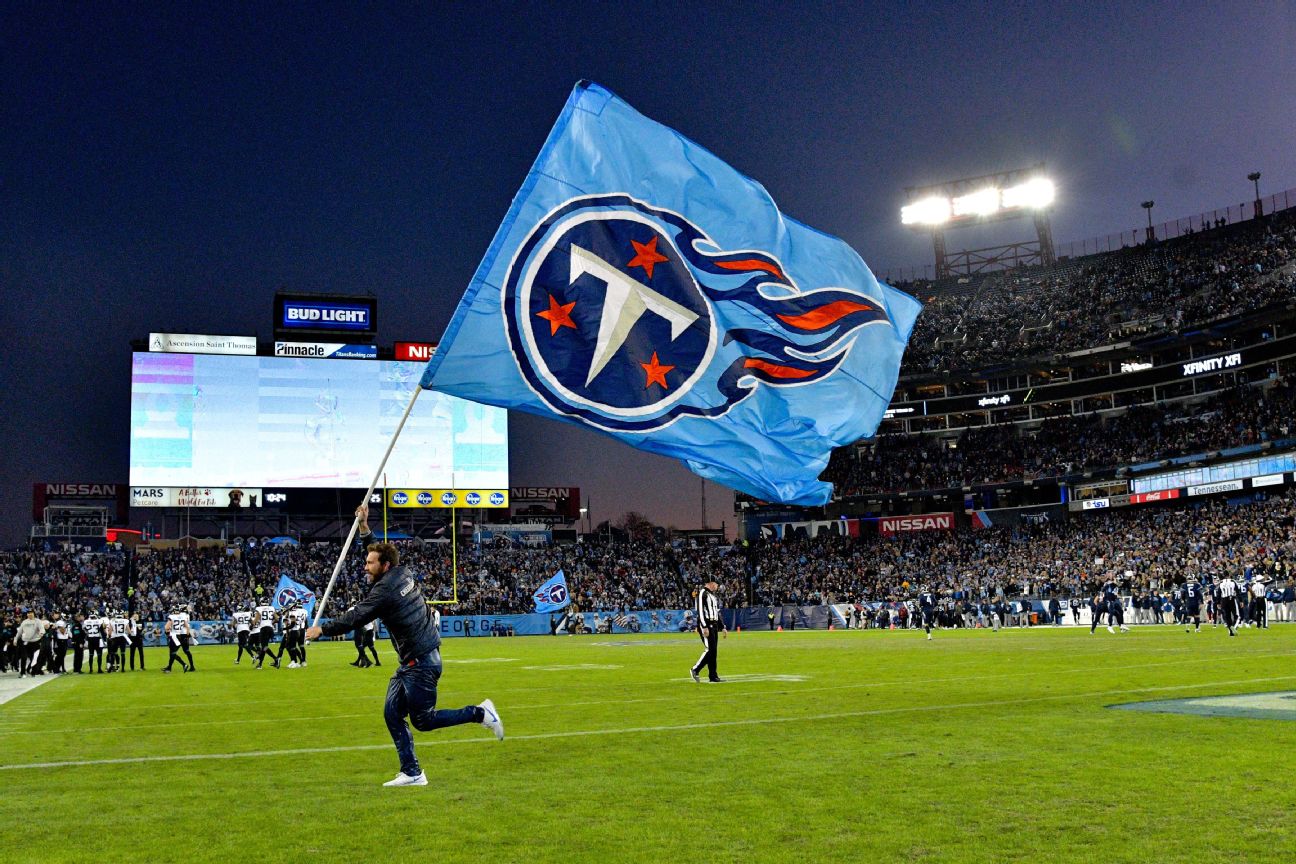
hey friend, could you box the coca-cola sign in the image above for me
[1130,489,1181,504]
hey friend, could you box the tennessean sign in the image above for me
[879,513,953,535]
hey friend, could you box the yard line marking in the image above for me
[4,674,1293,772]
[0,712,374,735]
[3,647,1294,722]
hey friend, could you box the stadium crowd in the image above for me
[825,376,1296,496]
[902,211,1296,374]
[4,491,1294,636]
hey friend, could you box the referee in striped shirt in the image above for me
[690,580,726,683]
[1217,575,1241,637]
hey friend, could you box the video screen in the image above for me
[129,353,508,489]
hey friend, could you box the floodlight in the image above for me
[1001,177,1055,210]
[900,196,951,226]
[951,187,1000,218]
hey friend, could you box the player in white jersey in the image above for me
[1248,579,1268,628]
[50,611,71,673]
[82,612,106,673]
[277,603,309,668]
[163,605,195,673]
[108,611,130,672]
[1216,576,1241,636]
[253,602,279,669]
[231,606,255,664]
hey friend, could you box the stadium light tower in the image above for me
[900,164,1056,279]
[1141,200,1155,243]
[1249,171,1263,217]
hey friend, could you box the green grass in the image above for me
[4,625,1296,863]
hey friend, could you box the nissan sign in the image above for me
[879,513,953,535]
[395,342,437,361]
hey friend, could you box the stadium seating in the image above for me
[4,489,1294,617]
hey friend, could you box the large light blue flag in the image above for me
[272,574,316,621]
[533,570,572,614]
[422,81,921,505]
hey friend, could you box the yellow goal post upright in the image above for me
[428,495,459,606]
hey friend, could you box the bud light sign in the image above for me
[281,301,372,331]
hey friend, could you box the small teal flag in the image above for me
[533,570,572,614]
[272,574,316,621]
[421,81,921,505]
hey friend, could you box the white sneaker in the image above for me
[299,662,306,668]
[1106,626,1115,634]
[382,771,428,787]
[1119,626,1129,633]
[479,698,504,740]
[287,662,299,669]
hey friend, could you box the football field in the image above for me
[3,625,1296,863]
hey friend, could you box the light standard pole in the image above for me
[1248,172,1263,218]
[1140,200,1155,244]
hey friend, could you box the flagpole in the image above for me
[310,385,423,628]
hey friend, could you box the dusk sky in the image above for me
[2,3,1293,545]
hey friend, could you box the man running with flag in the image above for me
[306,503,503,787]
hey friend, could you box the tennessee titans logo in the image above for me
[503,195,891,431]
[275,586,313,607]
[544,584,568,604]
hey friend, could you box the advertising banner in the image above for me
[1188,480,1245,496]
[509,486,581,519]
[33,483,128,523]
[148,333,256,355]
[395,342,437,361]
[273,342,377,359]
[130,486,264,508]
[280,300,373,331]
[878,512,953,536]
[1130,489,1182,504]
[387,489,509,508]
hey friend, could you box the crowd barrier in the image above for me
[134,608,698,646]
[128,598,1289,646]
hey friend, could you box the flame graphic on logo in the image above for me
[668,220,890,401]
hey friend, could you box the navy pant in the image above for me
[384,650,482,776]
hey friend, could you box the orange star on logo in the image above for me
[627,236,669,279]
[535,293,577,336]
[640,351,675,389]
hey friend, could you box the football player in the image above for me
[163,604,195,673]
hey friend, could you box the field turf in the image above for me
[3,625,1296,862]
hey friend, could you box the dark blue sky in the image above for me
[2,3,1293,544]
